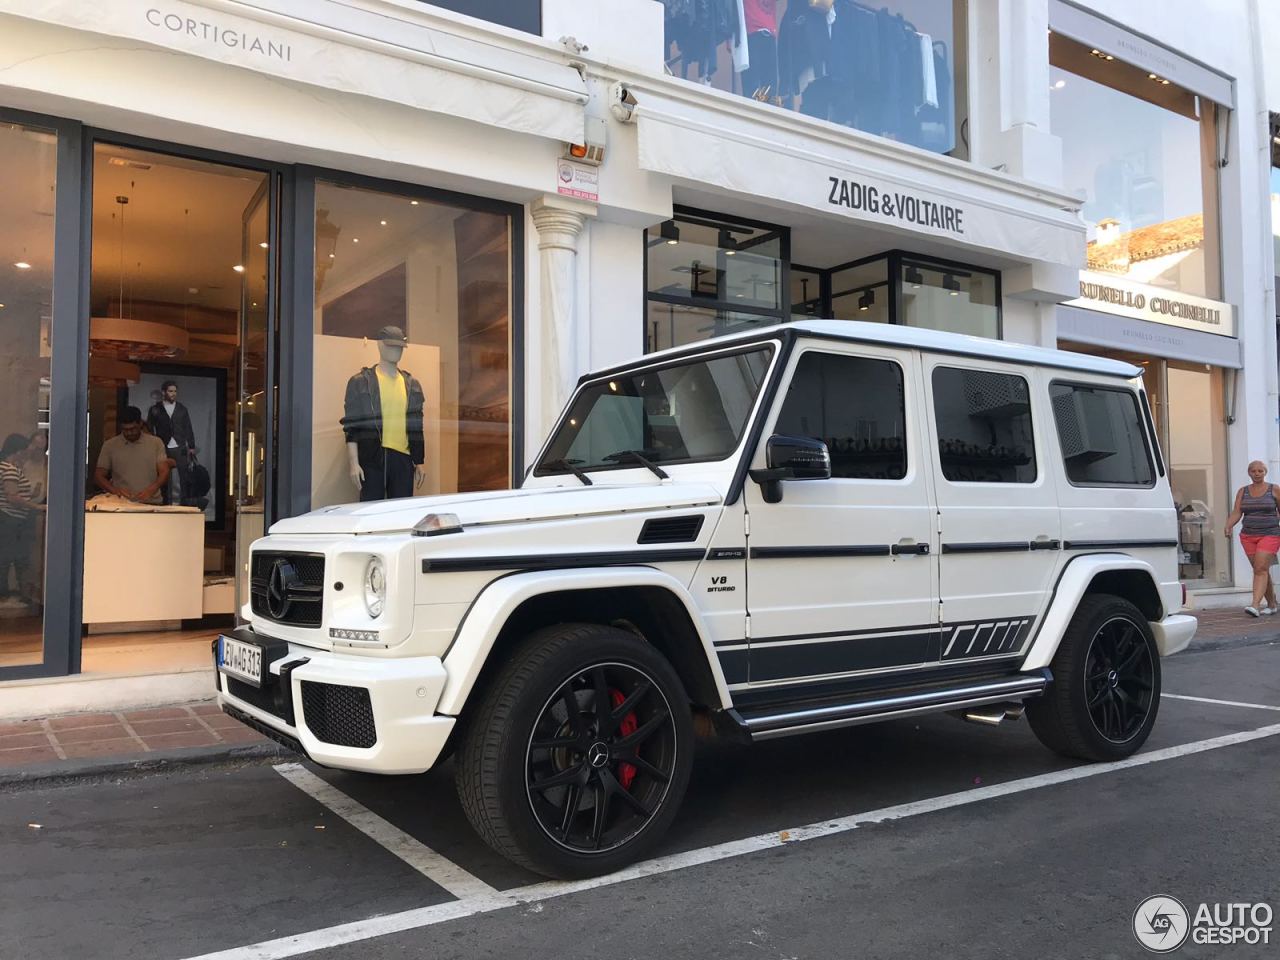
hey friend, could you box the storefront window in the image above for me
[646,211,788,352]
[661,0,967,157]
[790,265,823,319]
[830,257,889,323]
[899,256,997,338]
[418,0,539,34]
[0,122,55,668]
[311,181,512,508]
[1050,33,1221,299]
[648,217,1000,349]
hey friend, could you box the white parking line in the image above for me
[182,721,1280,960]
[273,763,498,900]
[1162,693,1280,712]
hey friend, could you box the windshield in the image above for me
[536,345,775,476]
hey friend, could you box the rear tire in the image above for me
[1027,594,1160,762]
[455,623,694,879]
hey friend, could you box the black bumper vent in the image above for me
[250,552,325,627]
[301,681,378,749]
[638,514,705,544]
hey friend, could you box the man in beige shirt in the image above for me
[95,406,171,504]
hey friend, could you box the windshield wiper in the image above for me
[542,458,593,486]
[603,449,669,480]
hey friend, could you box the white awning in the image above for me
[630,83,1086,269]
[4,0,588,143]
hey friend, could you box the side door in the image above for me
[742,346,938,694]
[921,357,1062,664]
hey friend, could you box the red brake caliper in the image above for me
[610,689,638,790]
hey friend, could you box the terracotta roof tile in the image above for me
[1086,213,1204,271]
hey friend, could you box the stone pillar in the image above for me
[970,0,1062,184]
[531,197,590,443]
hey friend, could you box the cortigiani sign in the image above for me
[1064,271,1235,338]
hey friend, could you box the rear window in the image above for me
[931,367,1036,483]
[1049,382,1155,487]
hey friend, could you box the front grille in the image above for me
[250,552,325,627]
[300,681,378,749]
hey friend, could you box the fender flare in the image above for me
[1020,553,1164,672]
[436,567,730,715]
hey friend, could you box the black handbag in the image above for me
[188,455,212,499]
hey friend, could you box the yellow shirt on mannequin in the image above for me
[376,367,410,455]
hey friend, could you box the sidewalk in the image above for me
[0,701,285,785]
[0,608,1275,787]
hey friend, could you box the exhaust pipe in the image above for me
[959,702,1026,727]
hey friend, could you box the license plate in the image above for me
[217,635,264,687]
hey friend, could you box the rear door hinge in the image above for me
[744,613,751,641]
[744,511,751,537]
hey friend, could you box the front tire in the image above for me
[1027,594,1160,762]
[455,623,694,879]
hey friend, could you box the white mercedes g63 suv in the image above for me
[217,319,1196,879]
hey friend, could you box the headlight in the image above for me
[363,556,386,618]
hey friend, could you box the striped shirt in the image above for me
[0,459,34,520]
[1240,484,1280,536]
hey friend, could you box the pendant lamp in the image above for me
[90,193,189,361]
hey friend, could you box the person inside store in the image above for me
[146,380,197,505]
[341,325,427,501]
[94,406,171,505]
[0,432,46,611]
[1223,459,1280,617]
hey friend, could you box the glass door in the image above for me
[0,119,58,673]
[235,180,274,613]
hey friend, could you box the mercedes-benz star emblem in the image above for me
[266,559,302,620]
[587,742,610,768]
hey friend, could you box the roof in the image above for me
[612,319,1142,380]
[1087,214,1204,272]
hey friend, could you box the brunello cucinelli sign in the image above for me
[827,176,965,236]
[145,7,293,61]
[1065,270,1236,338]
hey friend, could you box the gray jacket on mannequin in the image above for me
[341,366,426,468]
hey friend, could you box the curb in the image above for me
[0,740,294,791]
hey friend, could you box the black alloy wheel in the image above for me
[456,623,694,879]
[1083,616,1156,743]
[525,662,678,854]
[1027,593,1161,762]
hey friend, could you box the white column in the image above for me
[531,197,591,443]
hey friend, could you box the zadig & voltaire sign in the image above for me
[1065,270,1235,338]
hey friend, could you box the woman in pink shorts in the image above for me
[1224,460,1280,616]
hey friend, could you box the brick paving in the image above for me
[0,702,266,770]
[1186,607,1280,642]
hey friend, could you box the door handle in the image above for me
[891,542,930,556]
[1029,538,1061,551]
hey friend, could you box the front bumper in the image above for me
[1151,613,1197,657]
[215,629,455,774]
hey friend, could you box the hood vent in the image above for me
[638,515,705,544]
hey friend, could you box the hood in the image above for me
[268,483,724,536]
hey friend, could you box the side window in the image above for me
[1049,382,1155,487]
[931,367,1037,483]
[774,352,907,480]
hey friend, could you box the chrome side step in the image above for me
[738,670,1051,741]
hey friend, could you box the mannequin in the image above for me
[341,325,427,501]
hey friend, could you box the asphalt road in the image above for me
[2,639,1277,960]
